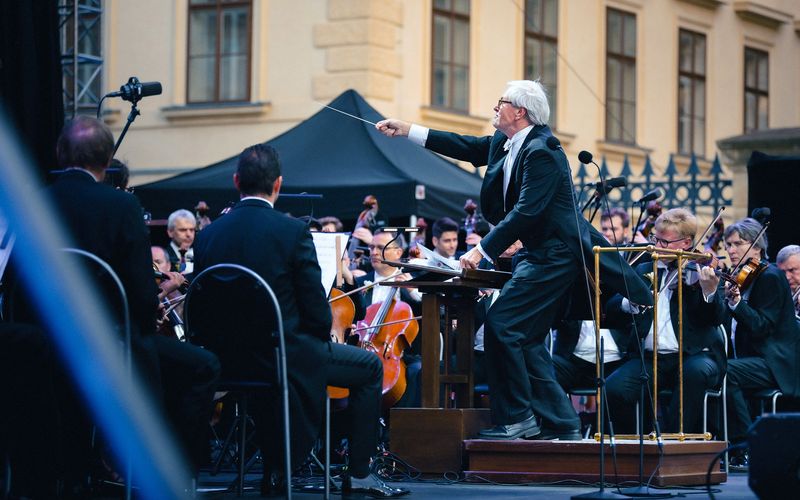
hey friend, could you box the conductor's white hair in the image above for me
[504,80,550,126]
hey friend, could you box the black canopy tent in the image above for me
[134,89,482,223]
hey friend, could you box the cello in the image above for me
[352,286,419,409]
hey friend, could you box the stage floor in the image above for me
[192,470,757,499]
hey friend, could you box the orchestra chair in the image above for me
[5,248,133,500]
[748,388,783,415]
[703,326,729,473]
[183,263,292,498]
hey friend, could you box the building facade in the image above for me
[97,0,800,218]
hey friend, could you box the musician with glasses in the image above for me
[776,244,800,316]
[722,219,800,466]
[605,208,726,434]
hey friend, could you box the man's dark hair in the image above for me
[104,158,130,189]
[600,207,630,228]
[56,115,114,170]
[432,217,460,239]
[236,143,281,196]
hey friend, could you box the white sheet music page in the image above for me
[416,243,461,271]
[311,231,349,297]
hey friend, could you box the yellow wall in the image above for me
[100,0,800,192]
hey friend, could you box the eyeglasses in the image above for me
[496,99,514,108]
[724,239,751,249]
[368,244,400,252]
[648,234,689,247]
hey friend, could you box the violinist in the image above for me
[600,207,633,246]
[192,144,407,497]
[605,208,726,435]
[722,219,800,467]
[776,244,800,316]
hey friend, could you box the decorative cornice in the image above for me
[733,1,793,30]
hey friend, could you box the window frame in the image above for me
[430,0,471,112]
[523,0,558,128]
[743,46,769,134]
[605,7,637,144]
[186,0,253,104]
[677,28,706,156]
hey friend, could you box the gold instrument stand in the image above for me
[590,245,713,442]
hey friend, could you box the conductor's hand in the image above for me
[460,247,483,271]
[376,119,411,138]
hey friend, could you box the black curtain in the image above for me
[0,0,64,182]
[747,151,800,260]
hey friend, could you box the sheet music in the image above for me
[416,243,461,271]
[311,231,349,297]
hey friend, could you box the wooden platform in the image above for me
[464,439,727,486]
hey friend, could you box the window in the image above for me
[431,0,470,112]
[605,8,636,144]
[744,47,768,133]
[524,0,558,127]
[678,29,706,156]
[187,0,252,104]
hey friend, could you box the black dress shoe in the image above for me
[477,414,541,440]
[341,473,410,498]
[535,427,582,440]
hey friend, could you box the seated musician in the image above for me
[166,209,197,273]
[353,230,422,407]
[319,215,344,233]
[192,144,408,497]
[600,207,634,246]
[605,208,725,434]
[722,219,800,466]
[7,116,221,494]
[776,244,800,316]
[431,217,460,260]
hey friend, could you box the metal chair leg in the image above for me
[237,396,247,497]
[325,395,331,500]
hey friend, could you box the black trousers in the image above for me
[605,351,720,434]
[256,342,381,478]
[484,244,581,431]
[725,356,778,443]
[552,353,624,393]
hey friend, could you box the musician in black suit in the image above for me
[604,208,726,434]
[377,80,652,440]
[7,116,220,492]
[192,144,407,497]
[722,218,800,449]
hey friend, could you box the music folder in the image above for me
[380,259,511,289]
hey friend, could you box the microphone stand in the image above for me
[584,191,605,224]
[113,100,140,156]
[573,338,627,500]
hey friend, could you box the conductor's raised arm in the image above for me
[375,119,411,138]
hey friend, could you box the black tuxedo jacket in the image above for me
[607,262,727,382]
[725,264,800,398]
[425,126,652,308]
[192,198,332,460]
[46,170,158,336]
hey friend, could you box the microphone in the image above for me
[105,76,162,103]
[545,136,562,151]
[594,176,627,195]
[578,150,594,165]
[636,187,664,204]
[751,207,771,226]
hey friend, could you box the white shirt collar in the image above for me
[503,125,534,152]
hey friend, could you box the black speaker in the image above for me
[748,413,800,499]
[747,152,800,259]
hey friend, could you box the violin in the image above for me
[348,194,379,269]
[153,266,188,340]
[703,217,725,256]
[635,200,663,239]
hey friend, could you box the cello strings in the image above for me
[314,101,379,127]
